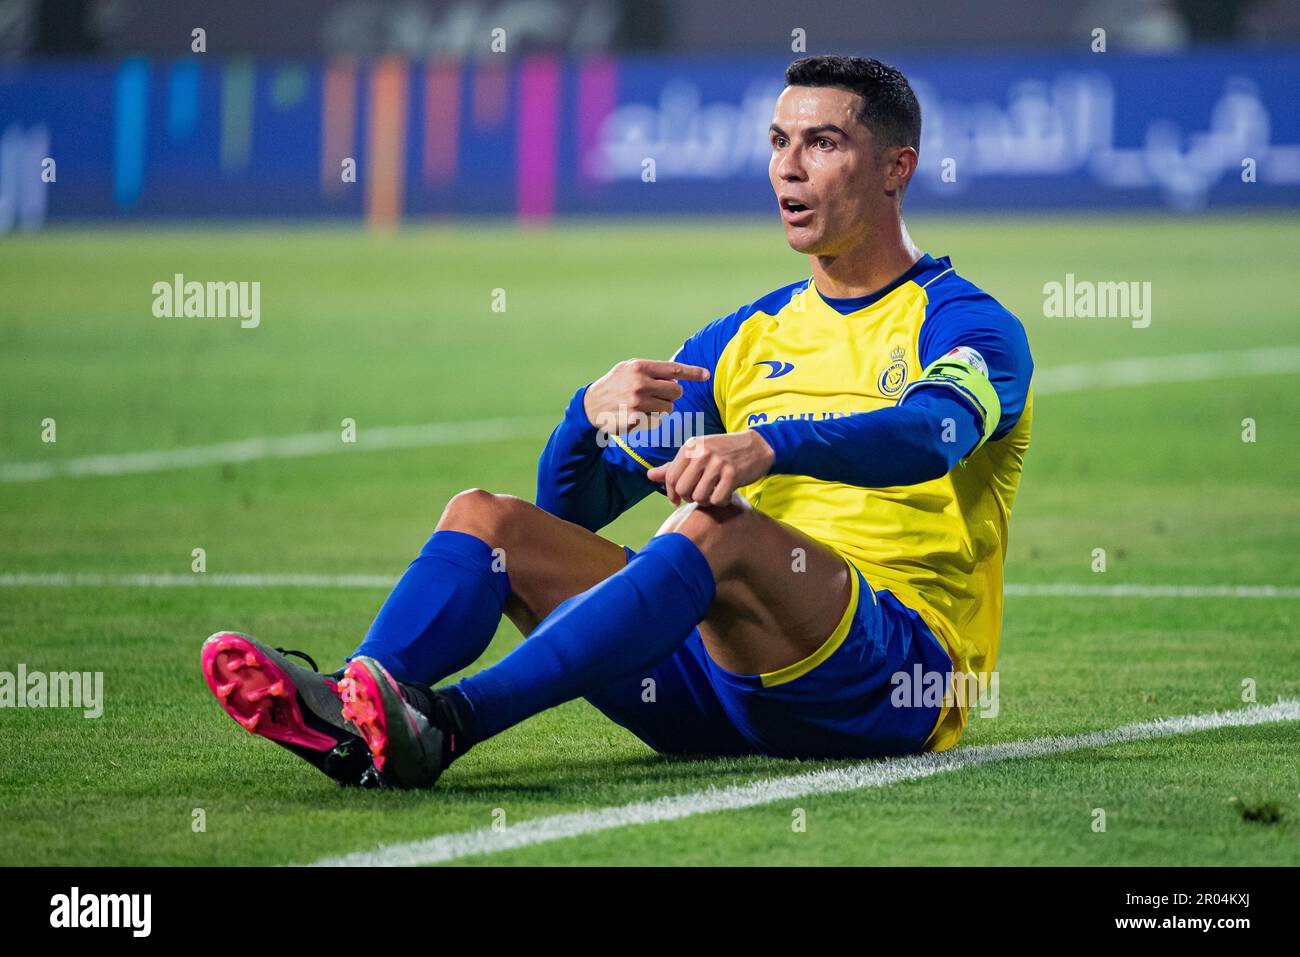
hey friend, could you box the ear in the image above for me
[883,146,918,196]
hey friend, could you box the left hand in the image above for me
[647,431,775,506]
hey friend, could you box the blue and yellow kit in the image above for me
[538,253,1033,756]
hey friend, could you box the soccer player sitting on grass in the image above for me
[200,55,1033,789]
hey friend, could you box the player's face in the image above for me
[768,85,882,256]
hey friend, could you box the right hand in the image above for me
[583,359,710,435]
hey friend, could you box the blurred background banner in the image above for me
[5,0,1300,56]
[2,0,1299,230]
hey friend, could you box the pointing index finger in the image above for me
[645,360,709,382]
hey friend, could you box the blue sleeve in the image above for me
[534,317,733,530]
[914,286,1033,441]
[753,390,982,488]
[534,385,658,532]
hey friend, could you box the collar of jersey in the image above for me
[812,253,950,315]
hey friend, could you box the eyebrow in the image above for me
[768,123,851,139]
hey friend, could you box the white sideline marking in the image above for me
[0,572,395,589]
[3,573,1299,599]
[1004,583,1300,599]
[308,700,1300,867]
[4,346,1300,483]
[0,417,554,483]
[1033,344,1300,396]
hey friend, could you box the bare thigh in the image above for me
[436,489,852,677]
[654,497,853,676]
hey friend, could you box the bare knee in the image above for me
[436,488,528,547]
[655,497,754,579]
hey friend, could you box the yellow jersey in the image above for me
[604,253,1033,751]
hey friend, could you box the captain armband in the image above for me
[897,346,1002,454]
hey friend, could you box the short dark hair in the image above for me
[784,55,921,155]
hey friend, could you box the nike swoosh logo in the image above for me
[756,361,795,379]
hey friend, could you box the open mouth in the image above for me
[780,197,814,223]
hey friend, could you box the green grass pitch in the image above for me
[1,215,1297,866]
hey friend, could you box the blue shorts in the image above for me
[585,554,953,760]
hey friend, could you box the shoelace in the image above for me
[275,647,319,672]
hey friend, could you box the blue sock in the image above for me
[349,530,510,686]
[447,532,716,742]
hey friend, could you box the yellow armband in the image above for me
[897,352,1002,452]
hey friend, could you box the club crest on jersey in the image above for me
[878,345,908,396]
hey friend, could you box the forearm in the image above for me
[752,390,981,488]
[535,386,654,531]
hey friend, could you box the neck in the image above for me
[809,216,921,298]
